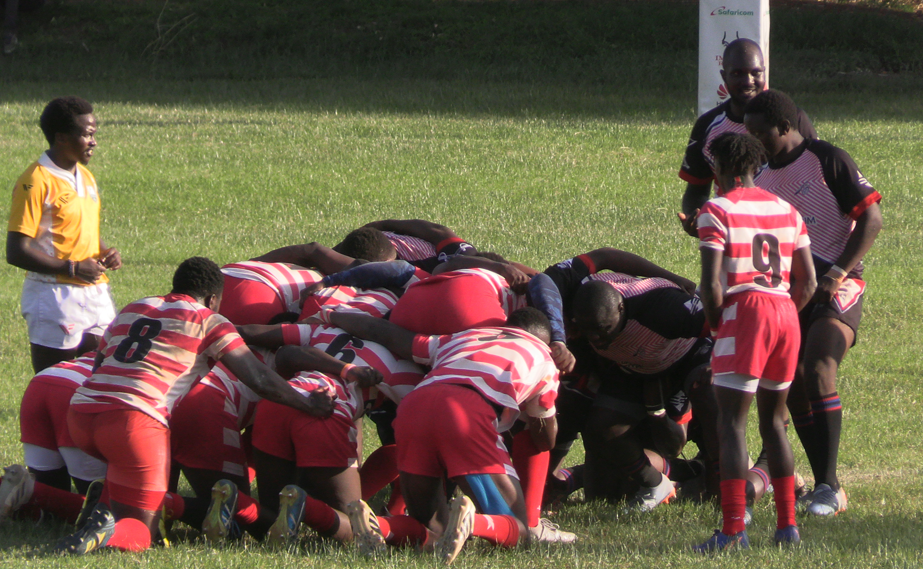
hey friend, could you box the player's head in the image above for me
[40,97,97,164]
[333,228,397,262]
[572,280,625,351]
[720,38,765,109]
[506,307,552,345]
[172,256,224,311]
[743,89,800,158]
[708,132,767,185]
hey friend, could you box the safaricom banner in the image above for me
[698,0,769,115]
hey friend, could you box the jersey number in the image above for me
[325,333,364,364]
[113,318,163,364]
[752,234,782,288]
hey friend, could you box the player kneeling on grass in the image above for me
[693,132,816,552]
[324,307,571,563]
[50,257,335,555]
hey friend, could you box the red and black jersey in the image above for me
[754,138,881,278]
[680,100,817,186]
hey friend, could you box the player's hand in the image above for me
[677,210,700,238]
[812,276,840,305]
[299,282,326,308]
[99,248,122,270]
[74,258,107,283]
[304,386,336,418]
[550,341,576,374]
[345,365,383,388]
[498,264,529,295]
[674,276,697,296]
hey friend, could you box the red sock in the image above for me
[28,481,85,524]
[511,430,549,527]
[379,514,428,546]
[720,479,747,536]
[472,514,520,547]
[771,476,796,529]
[162,492,186,521]
[235,492,261,525]
[106,517,152,552]
[360,445,399,500]
[301,494,338,533]
[387,479,406,515]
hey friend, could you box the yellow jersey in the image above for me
[7,152,108,286]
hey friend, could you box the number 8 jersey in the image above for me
[71,293,245,426]
[698,186,810,297]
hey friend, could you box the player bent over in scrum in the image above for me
[53,257,335,554]
[327,308,565,563]
[693,132,816,551]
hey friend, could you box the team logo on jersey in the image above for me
[59,323,76,335]
[21,183,33,192]
[794,182,811,196]
[555,259,574,270]
[684,297,703,314]
[857,172,872,188]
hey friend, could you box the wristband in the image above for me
[67,260,77,278]
[340,363,355,380]
[824,265,848,283]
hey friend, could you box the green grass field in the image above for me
[2,0,923,566]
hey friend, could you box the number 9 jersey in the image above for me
[70,293,245,426]
[698,186,810,298]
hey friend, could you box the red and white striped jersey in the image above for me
[587,272,680,298]
[71,293,245,426]
[753,139,881,275]
[415,268,526,315]
[305,287,400,322]
[281,323,426,409]
[222,261,323,313]
[383,231,437,261]
[195,361,263,430]
[411,327,559,433]
[30,354,95,390]
[287,371,359,422]
[699,186,810,298]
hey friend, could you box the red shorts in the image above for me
[389,274,507,335]
[68,407,170,511]
[712,291,800,384]
[171,383,251,479]
[251,401,358,469]
[219,276,286,325]
[394,383,512,479]
[20,380,77,450]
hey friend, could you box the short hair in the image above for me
[572,280,622,323]
[708,132,767,179]
[333,228,396,262]
[506,307,552,341]
[744,89,799,131]
[722,38,762,65]
[40,97,93,146]
[172,257,224,299]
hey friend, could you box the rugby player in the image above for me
[745,89,882,517]
[693,131,816,551]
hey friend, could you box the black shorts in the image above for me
[800,294,863,347]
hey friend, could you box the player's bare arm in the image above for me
[698,247,724,331]
[274,344,383,388]
[432,255,529,293]
[583,247,696,294]
[526,415,558,452]
[679,182,711,237]
[813,203,882,304]
[236,324,286,348]
[790,246,817,312]
[250,242,355,275]
[220,344,335,417]
[6,230,107,283]
[327,311,416,361]
[364,218,458,245]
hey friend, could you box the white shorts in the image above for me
[21,279,116,350]
[23,443,108,481]
[713,372,792,394]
